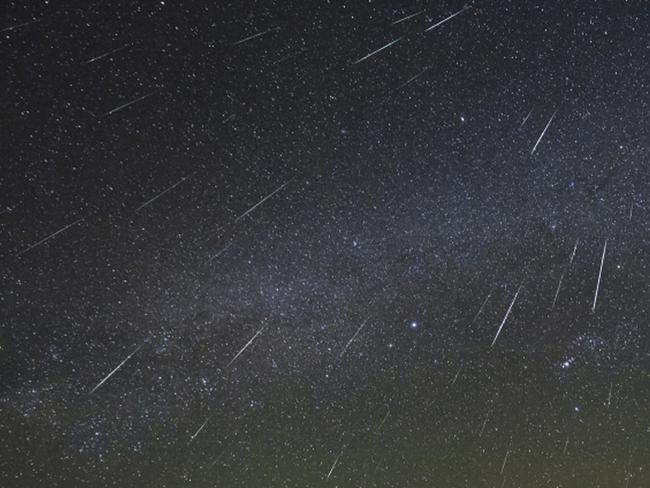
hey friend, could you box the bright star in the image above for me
[560,357,575,369]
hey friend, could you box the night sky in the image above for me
[1,1,649,487]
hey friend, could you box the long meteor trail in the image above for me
[82,44,129,65]
[339,317,369,358]
[354,36,404,64]
[592,240,607,313]
[233,27,279,46]
[531,110,557,154]
[135,175,192,211]
[326,449,343,480]
[235,178,294,222]
[391,10,424,25]
[103,92,153,117]
[189,417,210,444]
[551,272,565,310]
[227,325,266,367]
[16,218,84,256]
[424,6,471,32]
[90,344,143,394]
[491,283,523,347]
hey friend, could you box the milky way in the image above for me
[1,1,649,487]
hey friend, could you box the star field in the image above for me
[1,1,649,487]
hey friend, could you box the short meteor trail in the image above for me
[90,344,143,394]
[233,26,279,46]
[1,19,40,32]
[374,406,390,433]
[226,325,266,367]
[424,6,471,32]
[569,238,579,265]
[103,92,154,117]
[189,417,210,444]
[592,240,607,313]
[520,109,533,128]
[135,175,191,211]
[490,283,523,347]
[16,218,84,257]
[81,106,98,118]
[478,414,489,437]
[207,452,226,469]
[235,178,294,222]
[472,291,492,323]
[551,271,565,310]
[451,366,462,385]
[81,44,129,65]
[397,68,430,89]
[563,435,570,454]
[530,110,557,154]
[606,381,613,408]
[500,449,510,475]
[391,10,424,25]
[339,317,370,358]
[326,449,343,480]
[354,36,404,64]
[208,242,233,263]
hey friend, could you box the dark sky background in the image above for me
[1,1,649,487]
